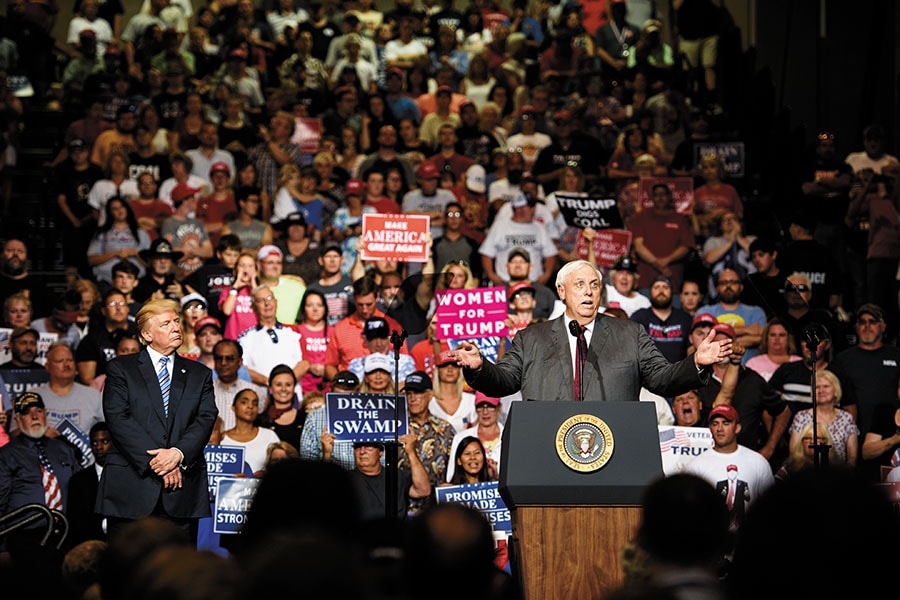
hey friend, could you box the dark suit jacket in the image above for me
[96,349,217,519]
[464,313,709,401]
[67,466,104,545]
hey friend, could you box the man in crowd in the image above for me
[480,192,557,286]
[211,338,266,433]
[237,285,305,389]
[697,268,767,363]
[76,290,139,386]
[0,326,51,392]
[348,317,417,383]
[308,241,355,327]
[631,275,694,363]
[256,244,305,325]
[32,341,103,438]
[0,238,53,318]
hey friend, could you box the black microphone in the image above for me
[801,322,829,352]
[568,320,582,338]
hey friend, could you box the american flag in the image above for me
[36,441,63,510]
[659,427,691,453]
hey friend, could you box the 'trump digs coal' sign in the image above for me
[555,195,624,230]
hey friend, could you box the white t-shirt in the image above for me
[479,220,558,283]
[605,284,651,316]
[222,427,281,474]
[428,391,477,435]
[684,444,775,525]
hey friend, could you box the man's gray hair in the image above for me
[555,260,603,290]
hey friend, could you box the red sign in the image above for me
[292,118,322,154]
[360,214,430,263]
[637,177,695,215]
[574,229,633,269]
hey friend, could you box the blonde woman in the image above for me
[788,369,859,465]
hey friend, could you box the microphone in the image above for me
[568,319,582,338]
[801,322,829,352]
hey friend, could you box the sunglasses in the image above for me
[266,328,279,344]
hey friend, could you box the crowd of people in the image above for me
[1,0,900,598]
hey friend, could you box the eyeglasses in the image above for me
[106,301,127,308]
[717,280,741,286]
[334,377,358,387]
[213,355,239,362]
[445,211,462,218]
[788,284,810,293]
[254,295,276,304]
[858,318,882,326]
[266,328,279,344]
[184,305,206,312]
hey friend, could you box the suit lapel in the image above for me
[168,354,188,422]
[585,315,609,401]
[552,318,575,395]
[138,349,168,427]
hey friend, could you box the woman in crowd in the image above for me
[788,369,858,466]
[445,393,502,482]
[263,440,300,470]
[360,92,397,154]
[702,211,756,298]
[3,292,32,329]
[554,164,594,263]
[140,102,175,154]
[775,422,837,481]
[745,318,801,382]
[358,354,396,395]
[312,151,347,207]
[219,251,259,340]
[223,388,282,476]
[71,279,100,341]
[339,126,367,178]
[295,289,331,395]
[459,52,495,111]
[172,91,208,151]
[679,279,704,317]
[86,197,151,287]
[430,350,477,433]
[384,166,409,206]
[237,161,271,221]
[257,364,305,452]
[444,437,492,485]
[89,151,140,225]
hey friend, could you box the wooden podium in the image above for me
[499,402,663,600]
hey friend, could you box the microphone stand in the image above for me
[803,325,830,469]
[385,327,407,521]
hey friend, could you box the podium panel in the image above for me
[499,401,663,505]
[499,401,663,600]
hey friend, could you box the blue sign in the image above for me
[326,392,409,443]
[205,445,245,502]
[693,141,746,177]
[213,477,259,534]
[447,337,500,364]
[57,418,94,469]
[435,481,512,535]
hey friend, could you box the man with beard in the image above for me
[697,268,767,363]
[0,327,51,402]
[0,392,80,584]
[0,239,53,319]
[777,272,844,354]
[631,275,694,363]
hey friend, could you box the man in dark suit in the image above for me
[66,422,111,546]
[97,298,218,543]
[453,260,732,401]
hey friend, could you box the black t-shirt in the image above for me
[52,161,104,221]
[348,468,413,521]
[128,152,172,183]
[184,264,234,323]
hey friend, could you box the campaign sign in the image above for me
[636,177,695,215]
[447,337,500,364]
[57,418,94,469]
[0,328,59,366]
[693,141,746,177]
[360,214,430,263]
[1,367,50,401]
[573,229,633,269]
[436,481,513,572]
[326,392,409,443]
[556,195,624,230]
[213,477,259,534]
[658,426,713,475]
[435,287,509,340]
[205,445,245,502]
[292,117,323,154]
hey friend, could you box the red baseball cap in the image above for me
[209,161,231,177]
[691,312,718,332]
[708,404,739,422]
[346,178,364,195]
[712,323,735,339]
[171,182,201,203]
[417,162,440,180]
[474,391,500,407]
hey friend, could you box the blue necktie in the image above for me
[158,356,170,417]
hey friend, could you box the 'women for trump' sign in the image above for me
[435,286,509,340]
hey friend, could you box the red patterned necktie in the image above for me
[35,439,63,510]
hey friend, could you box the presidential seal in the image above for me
[555,414,614,472]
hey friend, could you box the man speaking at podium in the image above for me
[453,260,732,401]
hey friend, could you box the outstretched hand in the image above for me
[451,341,483,370]
[694,328,733,367]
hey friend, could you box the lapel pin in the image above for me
[181,369,186,374]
